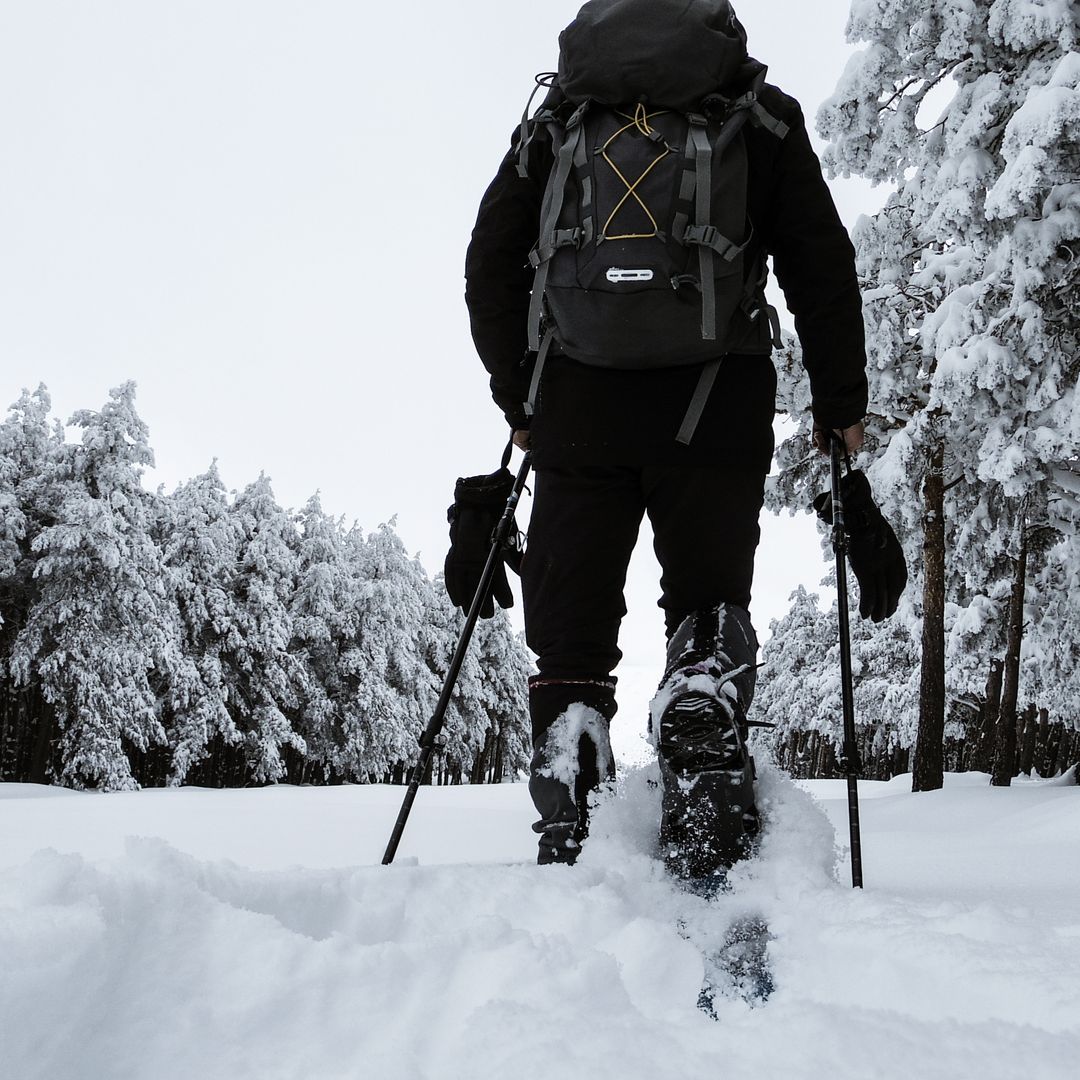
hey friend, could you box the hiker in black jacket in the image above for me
[463,0,869,875]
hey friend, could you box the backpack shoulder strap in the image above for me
[748,100,790,140]
[723,70,791,140]
[676,69,788,446]
[526,102,588,353]
[682,100,755,344]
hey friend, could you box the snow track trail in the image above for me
[1,769,1078,1080]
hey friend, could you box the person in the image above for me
[463,0,868,876]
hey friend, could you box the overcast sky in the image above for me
[0,0,886,747]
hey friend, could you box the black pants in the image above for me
[521,462,768,680]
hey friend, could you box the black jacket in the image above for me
[465,82,868,468]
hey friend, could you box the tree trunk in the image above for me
[800,733,810,775]
[1034,709,1050,777]
[944,737,965,774]
[913,435,946,792]
[28,689,56,785]
[891,744,910,779]
[1056,728,1078,778]
[1019,703,1038,777]
[815,738,837,779]
[970,659,1004,774]
[472,726,495,785]
[1042,720,1063,777]
[991,525,1028,787]
[0,683,14,781]
[0,682,30,782]
[492,727,505,783]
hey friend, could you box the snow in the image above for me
[2,768,1078,1080]
[533,702,612,790]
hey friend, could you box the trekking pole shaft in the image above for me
[381,453,532,866]
[831,438,864,888]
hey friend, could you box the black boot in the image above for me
[650,606,760,881]
[528,676,617,865]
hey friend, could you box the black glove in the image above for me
[444,468,522,619]
[813,470,907,623]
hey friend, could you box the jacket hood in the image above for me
[557,0,758,110]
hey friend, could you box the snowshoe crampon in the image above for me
[657,688,759,879]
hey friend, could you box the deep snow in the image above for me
[1,766,1077,1080]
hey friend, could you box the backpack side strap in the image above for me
[675,358,724,446]
[524,327,555,418]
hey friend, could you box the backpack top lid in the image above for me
[558,0,753,110]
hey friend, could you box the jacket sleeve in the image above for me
[763,105,869,430]
[464,138,545,431]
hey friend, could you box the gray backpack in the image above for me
[520,0,789,443]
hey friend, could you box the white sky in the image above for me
[0,1,886,701]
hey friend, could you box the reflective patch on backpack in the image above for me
[605,267,654,284]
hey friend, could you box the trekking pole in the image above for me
[382,450,532,866]
[830,433,864,889]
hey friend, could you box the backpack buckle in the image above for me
[566,102,589,129]
[529,227,582,267]
[684,223,719,248]
[554,227,582,249]
[683,224,743,262]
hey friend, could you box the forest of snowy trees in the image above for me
[757,0,1080,787]
[0,384,532,792]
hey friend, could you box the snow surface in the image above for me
[1,767,1078,1080]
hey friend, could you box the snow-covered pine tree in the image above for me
[419,579,532,786]
[220,474,309,784]
[1022,534,1080,774]
[9,384,179,790]
[0,386,64,782]
[419,574,488,785]
[157,464,241,785]
[288,493,360,781]
[754,584,921,780]
[752,587,836,777]
[469,613,531,783]
[769,0,1080,786]
[338,521,436,783]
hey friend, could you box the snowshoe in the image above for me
[673,875,774,1016]
[698,916,774,1014]
[650,606,763,880]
